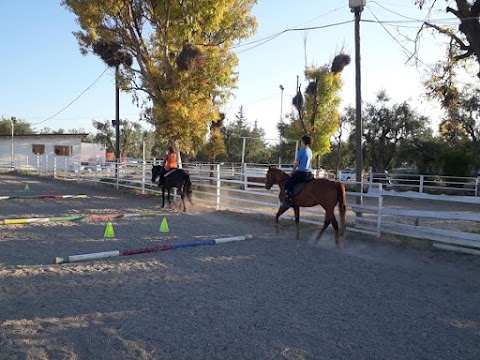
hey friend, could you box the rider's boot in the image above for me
[282,191,293,208]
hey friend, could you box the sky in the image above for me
[0,1,464,141]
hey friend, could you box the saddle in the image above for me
[164,168,178,177]
[292,173,315,196]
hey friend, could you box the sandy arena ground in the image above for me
[1,172,479,360]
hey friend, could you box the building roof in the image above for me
[0,133,90,139]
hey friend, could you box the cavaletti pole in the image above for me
[0,212,158,225]
[0,194,88,200]
[55,235,253,264]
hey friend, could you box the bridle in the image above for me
[265,168,288,190]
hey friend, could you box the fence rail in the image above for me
[5,157,480,254]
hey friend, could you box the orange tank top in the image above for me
[165,153,177,171]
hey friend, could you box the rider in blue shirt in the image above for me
[283,135,313,208]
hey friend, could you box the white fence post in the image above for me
[116,160,119,190]
[45,155,49,176]
[475,177,479,197]
[368,166,373,193]
[243,163,248,190]
[376,184,383,238]
[142,141,146,194]
[216,164,221,210]
[53,157,57,178]
[419,175,424,193]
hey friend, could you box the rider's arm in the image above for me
[292,160,299,174]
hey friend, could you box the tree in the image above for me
[221,107,268,163]
[285,54,350,166]
[92,119,150,157]
[415,1,480,78]
[62,0,257,154]
[344,91,429,171]
[0,118,34,135]
[200,113,226,162]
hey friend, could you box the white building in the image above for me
[0,134,105,171]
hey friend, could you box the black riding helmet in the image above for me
[301,135,312,145]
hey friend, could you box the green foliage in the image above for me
[62,0,258,154]
[92,119,153,158]
[344,91,429,171]
[202,129,226,162]
[440,148,472,177]
[284,65,343,156]
[221,107,268,163]
[398,136,443,174]
[0,118,34,135]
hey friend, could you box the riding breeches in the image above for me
[285,171,311,194]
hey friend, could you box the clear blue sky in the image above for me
[0,1,459,139]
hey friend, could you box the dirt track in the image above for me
[1,173,479,360]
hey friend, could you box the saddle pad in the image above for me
[165,169,177,177]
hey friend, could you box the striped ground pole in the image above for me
[0,194,88,200]
[0,213,157,225]
[55,235,253,264]
[1,215,88,225]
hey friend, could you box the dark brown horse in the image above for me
[152,165,193,212]
[265,166,347,247]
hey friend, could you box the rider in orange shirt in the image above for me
[159,145,177,187]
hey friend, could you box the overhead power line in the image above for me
[31,67,109,126]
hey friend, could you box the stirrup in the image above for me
[282,198,293,208]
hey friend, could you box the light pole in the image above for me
[10,116,16,170]
[349,0,365,203]
[279,84,284,121]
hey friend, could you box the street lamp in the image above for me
[10,116,16,170]
[349,0,365,203]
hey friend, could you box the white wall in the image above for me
[0,135,105,171]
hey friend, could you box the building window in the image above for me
[54,145,73,156]
[32,144,45,155]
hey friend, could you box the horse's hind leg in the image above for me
[331,216,341,249]
[315,210,334,242]
[316,211,341,249]
[180,190,186,212]
[294,206,300,240]
[315,221,330,242]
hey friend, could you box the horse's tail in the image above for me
[336,181,347,236]
[183,172,194,204]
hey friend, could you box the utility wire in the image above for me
[236,20,354,54]
[31,67,109,126]
[234,5,349,49]
[365,6,435,72]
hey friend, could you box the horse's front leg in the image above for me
[275,205,289,234]
[167,189,172,207]
[294,206,300,240]
[161,187,166,208]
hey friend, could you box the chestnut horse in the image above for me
[265,166,347,247]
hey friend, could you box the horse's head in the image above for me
[151,165,161,183]
[265,165,283,190]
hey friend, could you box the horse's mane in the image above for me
[269,166,290,179]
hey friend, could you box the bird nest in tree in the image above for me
[331,54,351,74]
[176,43,203,71]
[92,41,133,67]
[306,81,317,96]
[292,90,304,109]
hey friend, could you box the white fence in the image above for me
[5,157,480,254]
